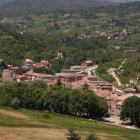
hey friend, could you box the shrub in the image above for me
[66,128,81,140]
[11,97,20,109]
[85,134,98,140]
[42,113,50,119]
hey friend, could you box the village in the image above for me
[0,57,140,117]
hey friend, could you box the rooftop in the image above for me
[58,74,85,78]
[24,72,57,78]
[82,60,93,64]
[124,88,136,92]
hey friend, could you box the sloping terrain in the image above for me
[0,107,140,140]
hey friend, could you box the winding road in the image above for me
[110,60,126,86]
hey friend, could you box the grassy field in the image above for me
[0,107,139,140]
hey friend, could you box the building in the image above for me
[70,65,82,70]
[137,74,140,80]
[23,72,57,81]
[124,88,136,94]
[101,86,113,91]
[107,68,115,73]
[100,83,112,87]
[100,83,112,91]
[40,60,50,68]
[81,60,93,66]
[58,74,85,83]
[22,64,31,71]
[57,52,63,58]
[31,64,45,70]
[10,67,19,74]
[124,50,137,53]
[2,69,13,82]
[16,75,30,82]
[83,76,98,81]
[23,59,33,67]
[61,69,81,74]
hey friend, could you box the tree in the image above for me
[11,97,20,109]
[83,82,89,90]
[57,78,62,86]
[120,96,140,127]
[85,134,98,140]
[134,85,139,93]
[67,128,81,140]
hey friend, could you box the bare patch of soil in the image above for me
[0,110,29,120]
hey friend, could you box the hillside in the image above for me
[0,107,140,140]
[0,0,114,20]
[8,0,112,6]
[0,0,14,4]
[2,0,140,84]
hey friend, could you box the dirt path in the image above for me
[0,109,30,120]
[111,71,121,86]
[110,60,126,86]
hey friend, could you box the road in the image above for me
[111,71,121,86]
[110,60,126,86]
[85,65,98,76]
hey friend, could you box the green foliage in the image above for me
[67,128,81,140]
[119,56,140,84]
[33,68,55,75]
[121,96,140,127]
[11,97,20,109]
[83,83,89,90]
[96,67,115,83]
[28,80,47,89]
[57,78,62,86]
[134,85,139,93]
[85,134,98,140]
[42,113,50,119]
[0,82,108,118]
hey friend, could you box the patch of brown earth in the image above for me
[0,110,29,120]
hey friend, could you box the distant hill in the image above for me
[109,0,140,2]
[0,0,114,20]
[8,0,112,6]
[0,0,14,4]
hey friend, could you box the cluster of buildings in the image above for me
[0,58,139,115]
[95,29,132,40]
[1,59,50,83]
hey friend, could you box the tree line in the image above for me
[0,81,108,118]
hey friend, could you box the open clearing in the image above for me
[0,107,139,140]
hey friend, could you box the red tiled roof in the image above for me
[82,60,93,64]
[16,75,24,79]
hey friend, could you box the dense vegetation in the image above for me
[1,0,140,83]
[0,81,108,118]
[0,61,7,77]
[121,96,140,127]
[119,55,140,84]
[0,23,121,74]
